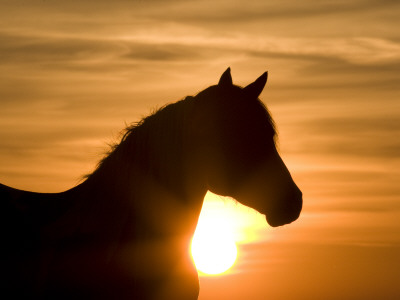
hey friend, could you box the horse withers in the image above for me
[0,68,302,299]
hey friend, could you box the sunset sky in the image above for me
[0,0,399,299]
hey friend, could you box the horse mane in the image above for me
[87,96,196,189]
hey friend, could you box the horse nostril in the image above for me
[294,188,303,212]
[289,186,302,216]
[294,186,302,200]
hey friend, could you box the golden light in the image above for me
[191,191,269,275]
[191,224,237,275]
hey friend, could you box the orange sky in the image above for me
[0,1,399,299]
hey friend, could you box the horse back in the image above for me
[0,183,73,293]
[0,183,71,227]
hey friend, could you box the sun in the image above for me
[190,192,239,275]
[190,191,269,275]
[191,222,238,275]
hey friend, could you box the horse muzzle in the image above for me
[265,186,302,227]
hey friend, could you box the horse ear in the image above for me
[243,72,268,99]
[218,67,233,87]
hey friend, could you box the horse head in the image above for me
[192,68,302,227]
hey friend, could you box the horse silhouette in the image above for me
[0,68,302,299]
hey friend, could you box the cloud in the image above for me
[0,31,122,65]
[294,115,400,159]
[109,0,400,24]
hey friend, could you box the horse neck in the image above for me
[81,99,207,236]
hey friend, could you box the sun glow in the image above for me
[191,224,237,275]
[191,191,268,275]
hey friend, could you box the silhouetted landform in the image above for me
[0,68,302,299]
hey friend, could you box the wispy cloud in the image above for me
[297,115,400,157]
